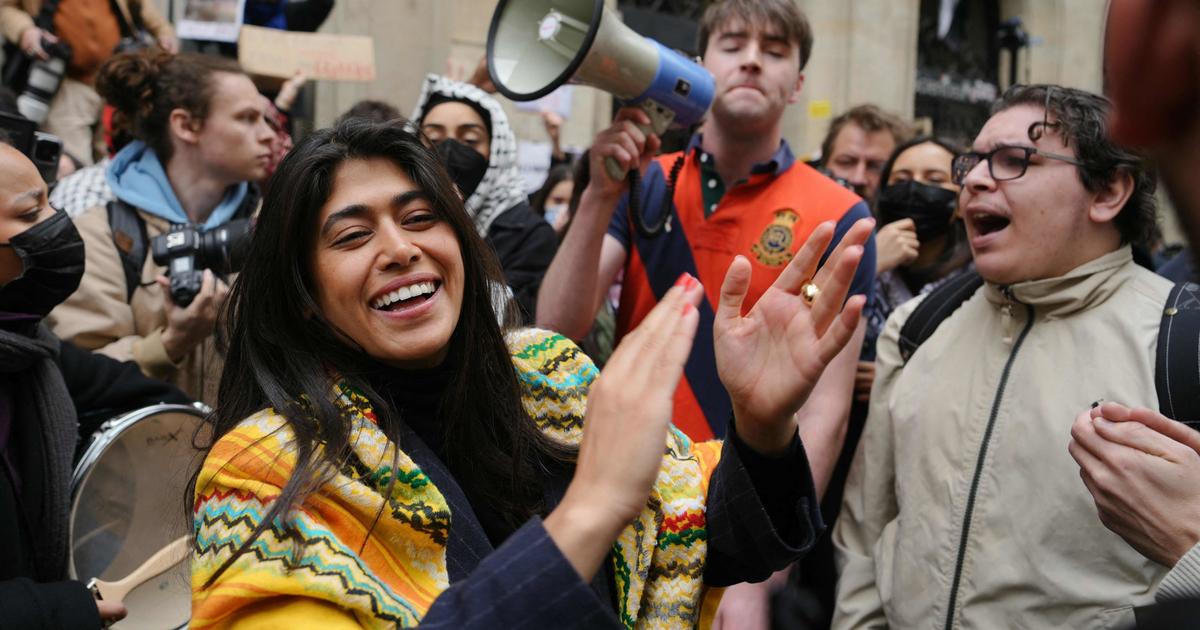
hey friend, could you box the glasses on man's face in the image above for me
[951,145,1084,185]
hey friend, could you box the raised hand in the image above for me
[546,276,704,580]
[714,219,873,455]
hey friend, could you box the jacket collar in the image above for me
[686,134,795,176]
[983,246,1137,319]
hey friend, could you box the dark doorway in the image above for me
[915,0,1002,146]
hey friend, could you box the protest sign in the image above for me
[238,25,376,82]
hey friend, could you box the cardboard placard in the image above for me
[238,25,376,82]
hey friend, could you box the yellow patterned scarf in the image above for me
[192,329,722,628]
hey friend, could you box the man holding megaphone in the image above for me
[530,2,875,624]
[536,0,875,490]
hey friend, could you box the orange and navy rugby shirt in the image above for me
[607,136,876,441]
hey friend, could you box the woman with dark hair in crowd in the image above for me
[46,49,275,403]
[189,119,871,627]
[530,163,574,237]
[860,135,973,369]
[785,136,975,628]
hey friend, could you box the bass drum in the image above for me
[70,403,210,630]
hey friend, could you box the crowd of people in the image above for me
[2,0,1200,628]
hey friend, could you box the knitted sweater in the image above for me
[191,329,725,628]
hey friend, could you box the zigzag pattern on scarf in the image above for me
[192,329,720,629]
[193,487,429,629]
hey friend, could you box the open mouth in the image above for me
[370,280,440,312]
[968,211,1011,237]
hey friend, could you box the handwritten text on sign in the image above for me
[238,25,376,82]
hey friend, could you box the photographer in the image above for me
[47,49,273,403]
[0,0,177,166]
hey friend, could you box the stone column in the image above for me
[784,0,921,159]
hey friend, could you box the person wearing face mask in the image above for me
[783,135,973,629]
[863,136,973,364]
[412,75,558,322]
[0,142,190,628]
[530,164,574,237]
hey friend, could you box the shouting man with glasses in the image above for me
[832,84,1170,629]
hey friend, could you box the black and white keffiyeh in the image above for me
[412,74,528,237]
[49,159,115,218]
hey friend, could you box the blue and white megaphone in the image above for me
[487,0,714,181]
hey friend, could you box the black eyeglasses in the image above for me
[951,145,1084,185]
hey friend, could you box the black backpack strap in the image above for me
[897,270,985,364]
[106,199,148,304]
[1156,281,1200,428]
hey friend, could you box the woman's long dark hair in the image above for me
[192,119,574,583]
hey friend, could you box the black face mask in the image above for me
[435,139,489,200]
[877,180,959,241]
[0,209,85,317]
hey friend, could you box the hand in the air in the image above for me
[546,277,704,580]
[715,218,873,454]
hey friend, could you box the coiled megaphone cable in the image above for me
[627,154,686,239]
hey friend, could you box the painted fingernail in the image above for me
[682,302,695,315]
[675,273,690,288]
[685,276,700,291]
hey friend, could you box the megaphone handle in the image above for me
[603,99,677,181]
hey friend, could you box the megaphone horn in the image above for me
[487,0,714,180]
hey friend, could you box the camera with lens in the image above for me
[0,111,63,183]
[150,219,253,307]
[15,38,71,125]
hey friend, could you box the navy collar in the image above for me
[686,134,795,176]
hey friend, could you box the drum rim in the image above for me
[68,402,207,580]
[70,403,207,495]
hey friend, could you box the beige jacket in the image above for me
[0,0,172,47]
[833,248,1172,630]
[47,204,221,404]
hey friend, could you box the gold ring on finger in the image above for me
[800,282,820,305]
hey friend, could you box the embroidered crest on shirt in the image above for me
[751,209,799,266]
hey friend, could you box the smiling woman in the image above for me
[189,118,871,628]
[310,157,465,369]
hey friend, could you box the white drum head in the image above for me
[70,404,209,629]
